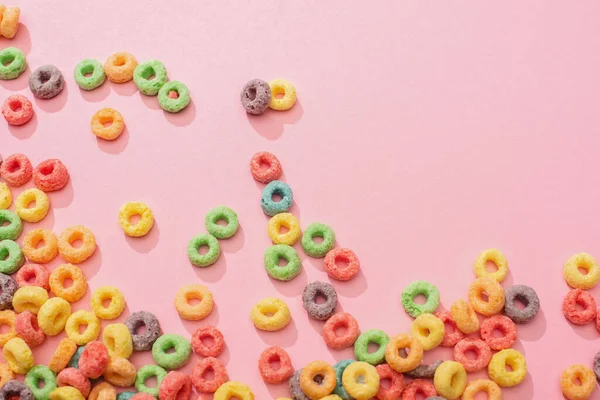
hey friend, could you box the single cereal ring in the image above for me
[15,263,50,290]
[104,53,138,83]
[29,65,64,99]
[213,382,253,400]
[433,361,466,400]
[354,329,389,366]
[104,357,136,387]
[22,229,58,264]
[0,7,19,38]
[480,315,517,350]
[15,311,45,347]
[102,323,133,359]
[331,361,352,400]
[258,346,293,384]
[34,159,69,192]
[91,286,125,320]
[91,108,125,141]
[49,387,84,400]
[25,365,57,400]
[65,310,100,345]
[88,382,116,400]
[0,273,18,310]
[268,213,301,245]
[57,368,90,397]
[0,310,16,347]
[341,361,379,400]
[58,225,97,263]
[205,206,239,239]
[191,326,224,357]
[187,234,220,267]
[1,381,33,400]
[0,48,26,80]
[401,281,440,318]
[0,210,21,241]
[116,392,136,400]
[79,341,108,379]
[38,297,71,336]
[49,264,87,303]
[300,361,336,400]
[473,248,508,282]
[152,334,191,370]
[302,281,337,320]
[375,364,404,400]
[241,79,271,115]
[126,311,161,351]
[461,379,501,400]
[301,223,335,258]
[487,349,527,388]
[0,154,32,187]
[16,189,50,223]
[3,337,33,374]
[269,79,297,111]
[0,240,24,274]
[264,244,302,281]
[135,365,167,397]
[410,313,444,350]
[159,371,191,400]
[322,312,360,350]
[249,152,282,183]
[0,364,14,389]
[174,284,213,321]
[563,288,596,325]
[453,338,491,372]
[403,359,443,380]
[503,284,540,323]
[401,379,437,400]
[119,202,154,237]
[133,60,167,96]
[468,276,505,316]
[67,346,84,369]
[158,81,191,113]
[261,181,293,216]
[74,59,105,91]
[384,333,423,372]
[0,183,11,209]
[191,357,228,392]
[251,297,291,331]
[12,286,48,314]
[2,95,33,126]
[450,299,479,334]
[324,248,360,281]
[434,311,465,347]
[564,253,600,290]
[49,339,77,373]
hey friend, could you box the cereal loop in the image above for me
[401,281,440,318]
[29,65,64,99]
[34,159,69,192]
[434,311,465,347]
[15,264,50,290]
[433,361,466,400]
[104,357,137,387]
[487,349,527,388]
[15,311,45,347]
[102,323,133,359]
[300,361,336,400]
[205,206,239,240]
[0,210,22,241]
[0,273,17,311]
[453,338,492,372]
[410,313,444,350]
[135,365,167,397]
[473,248,508,282]
[324,248,360,282]
[74,59,105,91]
[563,288,597,325]
[264,244,302,281]
[0,48,26,80]
[58,226,96,264]
[91,109,125,141]
[191,326,225,358]
[261,181,293,216]
[79,341,109,379]
[152,334,192,370]
[563,253,600,290]
[49,339,77,373]
[187,234,220,267]
[241,80,271,115]
[91,286,125,320]
[561,364,596,400]
[126,311,161,351]
[22,229,58,264]
[3,337,34,374]
[0,240,24,274]
[0,154,32,187]
[50,387,84,400]
[213,382,254,400]
[268,213,301,245]
[0,7,20,38]
[12,286,48,314]
[400,379,436,400]
[354,329,389,366]
[468,276,505,316]
[450,299,479,334]
[16,189,49,222]
[2,94,33,126]
[341,362,379,400]
[384,333,423,372]
[133,60,167,96]
[322,312,360,350]
[50,264,87,303]
[119,202,154,237]
[65,310,100,345]
[251,298,291,332]
[191,357,228,393]
[480,315,517,350]
[374,364,404,400]
[159,371,192,400]
[25,365,57,400]
[461,379,502,400]
[104,53,138,83]
[57,368,91,397]
[158,81,191,113]
[0,310,17,346]
[503,284,540,324]
[38,298,72,336]
[269,79,297,111]
[258,347,293,384]
[249,152,282,183]
[301,223,335,258]
[175,284,213,321]
[89,382,116,400]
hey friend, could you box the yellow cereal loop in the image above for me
[91,286,126,320]
[174,284,214,321]
[49,264,87,303]
[0,363,15,388]
[3,337,34,374]
[461,379,502,400]
[22,229,59,264]
[0,183,12,209]
[433,361,467,400]
[49,338,77,373]
[267,213,302,245]
[473,248,509,282]
[561,364,596,400]
[50,387,85,400]
[450,299,479,334]
[341,362,380,400]
[0,6,19,39]
[213,381,254,400]
[410,313,445,350]
[269,79,297,111]
[468,276,505,316]
[0,310,17,347]
[15,188,50,223]
[65,310,101,345]
[118,201,154,237]
[12,286,49,314]
[38,297,72,336]
[102,323,133,359]
[563,253,600,290]
[250,297,291,331]
[487,349,527,388]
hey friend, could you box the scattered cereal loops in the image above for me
[16,264,49,289]
[250,152,282,183]
[261,180,293,216]
[0,240,24,274]
[301,223,335,258]
[22,229,58,264]
[0,48,26,80]
[503,284,539,323]
[0,183,11,209]
[258,347,293,384]
[324,248,360,281]
[384,333,423,372]
[104,357,136,387]
[449,299,479,334]
[3,337,34,374]
[461,379,501,400]
[0,310,16,347]
[269,79,297,111]
[187,234,220,267]
[453,338,491,372]
[15,311,45,348]
[205,206,239,239]
[433,361,466,400]
[0,274,17,310]
[16,189,50,223]
[400,379,437,400]
[0,211,21,241]
[354,329,389,366]
[191,326,224,358]
[174,284,213,321]
[410,313,444,350]
[88,382,116,400]
[374,364,404,400]
[564,253,600,290]
[0,154,32,186]
[302,281,338,321]
[104,53,138,83]
[102,323,133,359]
[29,65,64,99]
[300,361,336,400]
[12,285,48,314]
[49,386,84,400]
[480,315,517,350]
[91,286,125,320]
[250,297,291,332]
[38,298,71,336]
[125,311,161,351]
[563,288,596,325]
[49,339,77,373]
[487,349,527,388]
[341,362,379,400]
[78,341,108,379]
[0,381,33,400]
[322,312,359,350]
[0,364,15,389]
[213,382,253,400]
[289,369,311,400]
[25,365,57,400]
[65,310,101,345]
[74,59,105,91]
[401,281,440,318]
[473,248,508,283]
[57,368,90,397]
[264,244,302,281]
[91,108,125,141]
[267,213,301,245]
[191,357,228,392]
[468,276,505,316]
[241,79,271,115]
[152,334,191,370]
[135,365,167,397]
[34,159,70,192]
[2,94,33,126]
[49,264,87,303]
[158,81,190,113]
[119,202,154,237]
[159,371,192,400]
[134,60,167,96]
[403,359,442,380]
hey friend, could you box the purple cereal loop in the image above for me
[503,284,540,324]
[398,349,442,379]
[240,79,271,115]
[289,370,311,400]
[302,281,338,321]
[594,351,600,381]
[29,65,64,100]
[0,380,34,400]
[125,311,161,351]
[0,273,17,310]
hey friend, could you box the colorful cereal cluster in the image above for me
[187,206,238,267]
[240,78,297,114]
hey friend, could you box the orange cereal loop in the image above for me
[0,310,17,347]
[91,108,125,141]
[58,225,97,263]
[384,333,423,373]
[89,382,117,400]
[0,363,15,388]
[468,276,505,317]
[561,364,596,400]
[450,299,479,334]
[461,379,502,400]
[0,7,20,39]
[174,284,214,321]
[104,357,136,387]
[49,338,77,373]
[49,264,87,303]
[299,361,336,400]
[104,53,137,83]
[22,229,59,264]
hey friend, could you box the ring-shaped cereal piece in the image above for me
[322,312,360,350]
[453,338,491,372]
[324,248,360,281]
[0,310,17,347]
[264,244,302,281]
[29,65,65,99]
[2,94,33,126]
[79,341,109,379]
[1,154,32,187]
[0,240,24,274]
[354,329,389,366]
[187,234,220,267]
[241,79,271,115]
[15,263,50,289]
[261,181,293,216]
[434,311,465,347]
[301,223,335,258]
[503,284,540,323]
[468,276,505,316]
[104,53,138,83]
[433,361,466,400]
[251,297,291,332]
[401,281,440,318]
[563,288,597,325]
[65,310,100,345]
[89,382,116,400]
[561,364,596,400]
[49,339,77,374]
[91,108,125,141]
[159,371,192,400]
[1,381,33,400]
[267,213,301,245]
[104,357,137,387]
[374,364,404,400]
[0,364,15,389]
[487,349,527,388]
[450,299,479,334]
[0,274,17,311]
[135,365,167,397]
[158,81,191,113]
[91,286,125,320]
[205,206,239,239]
[174,284,213,321]
[102,323,133,359]
[250,152,282,183]
[0,48,26,80]
[473,248,508,282]
[400,379,437,400]
[190,357,228,392]
[152,334,192,370]
[74,59,105,91]
[300,361,336,400]
[0,7,20,38]
[332,361,352,400]
[49,264,87,303]
[34,159,70,192]
[16,189,50,222]
[57,225,96,264]
[22,229,58,264]
[3,337,34,374]
[303,281,338,320]
[461,379,502,400]
[12,286,48,314]
[49,387,84,400]
[0,210,22,241]
[37,298,71,336]
[15,311,45,348]
[564,252,600,290]
[410,313,444,350]
[119,202,154,237]
[269,79,297,111]
[57,368,90,397]
[341,362,379,400]
[258,347,293,384]
[384,333,423,372]
[213,381,254,400]
[126,311,161,351]
[480,315,517,350]
[133,60,167,96]
[191,326,224,357]
[25,365,57,400]
[0,183,12,209]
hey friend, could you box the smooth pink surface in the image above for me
[2,1,600,399]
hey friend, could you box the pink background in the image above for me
[3,1,600,399]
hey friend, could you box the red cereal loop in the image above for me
[0,154,32,187]
[33,159,70,192]
[15,311,45,348]
[79,341,109,379]
[15,264,50,290]
[191,357,228,393]
[159,371,192,400]
[131,394,156,400]
[375,364,405,400]
[324,248,360,281]
[57,368,91,397]
[453,338,492,372]
[2,95,34,126]
[401,379,437,400]
[250,152,283,184]
[322,312,360,350]
[435,311,465,347]
[191,326,225,357]
[563,288,597,325]
[480,315,517,350]
[258,346,294,384]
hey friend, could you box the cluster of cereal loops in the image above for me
[0,5,20,38]
[240,79,297,114]
[186,206,239,268]
[0,154,70,192]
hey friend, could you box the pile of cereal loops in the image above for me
[241,79,297,114]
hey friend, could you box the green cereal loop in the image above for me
[158,81,190,113]
[354,329,389,365]
[0,210,23,240]
[401,280,440,318]
[301,222,335,258]
[264,244,302,281]
[151,334,192,370]
[135,364,167,397]
[74,59,105,90]
[0,239,24,274]
[187,233,220,267]
[0,47,27,80]
[205,206,239,239]
[25,365,57,400]
[134,60,168,96]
